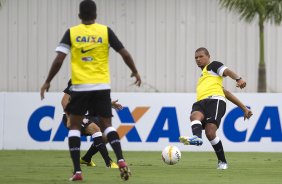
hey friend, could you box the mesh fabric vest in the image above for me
[196,65,225,101]
[70,23,109,84]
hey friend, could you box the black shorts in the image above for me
[65,89,112,117]
[62,114,100,136]
[191,98,226,128]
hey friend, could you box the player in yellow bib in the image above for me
[179,47,248,170]
[40,0,141,181]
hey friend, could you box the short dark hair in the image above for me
[195,47,210,57]
[79,0,97,21]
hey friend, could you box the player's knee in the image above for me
[190,111,204,121]
[190,114,197,121]
[205,130,216,141]
[69,124,81,130]
[87,123,101,134]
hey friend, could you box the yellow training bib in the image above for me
[70,23,110,84]
[196,65,225,101]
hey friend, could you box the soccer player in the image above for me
[40,0,141,181]
[179,47,247,170]
[61,80,120,169]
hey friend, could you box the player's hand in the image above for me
[40,82,50,100]
[131,72,141,87]
[111,99,123,110]
[236,78,246,89]
[243,108,253,120]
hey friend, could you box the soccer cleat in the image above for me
[80,157,96,167]
[217,161,228,170]
[107,161,119,169]
[179,135,203,146]
[69,171,83,181]
[118,160,131,181]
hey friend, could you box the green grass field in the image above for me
[0,150,281,184]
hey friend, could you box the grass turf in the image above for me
[0,150,281,184]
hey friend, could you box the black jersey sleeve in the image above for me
[60,29,71,47]
[63,79,72,95]
[108,27,124,52]
[207,61,225,75]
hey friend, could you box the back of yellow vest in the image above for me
[70,23,109,84]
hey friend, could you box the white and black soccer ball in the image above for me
[161,145,181,165]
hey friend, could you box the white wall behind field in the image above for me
[0,0,282,92]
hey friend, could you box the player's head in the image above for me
[79,0,97,21]
[195,47,210,69]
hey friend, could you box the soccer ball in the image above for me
[161,145,181,165]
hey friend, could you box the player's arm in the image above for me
[108,27,141,87]
[40,53,66,99]
[223,88,253,120]
[209,61,246,89]
[41,29,70,99]
[223,68,246,89]
[119,49,141,87]
[45,53,66,84]
[111,99,123,110]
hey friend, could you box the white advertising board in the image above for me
[0,93,4,149]
[1,92,282,152]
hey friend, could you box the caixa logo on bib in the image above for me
[27,106,282,142]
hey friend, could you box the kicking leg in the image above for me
[179,111,204,146]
